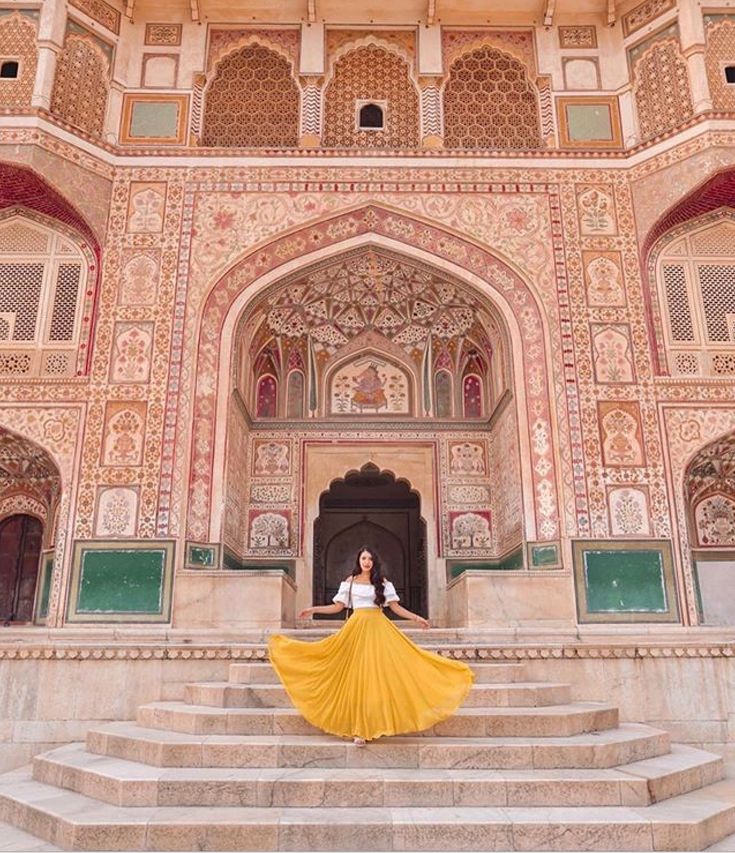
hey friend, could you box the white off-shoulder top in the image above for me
[332,579,400,609]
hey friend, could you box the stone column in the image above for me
[679,0,712,114]
[300,76,323,148]
[419,77,442,148]
[32,0,66,109]
[418,25,443,148]
[299,22,325,147]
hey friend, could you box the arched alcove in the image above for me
[685,430,735,625]
[0,426,61,623]
[234,246,509,422]
[313,463,427,618]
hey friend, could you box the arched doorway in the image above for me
[685,431,735,625]
[0,427,61,623]
[313,463,427,618]
[0,514,43,622]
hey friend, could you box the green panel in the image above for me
[223,550,294,577]
[566,104,613,141]
[77,549,165,613]
[584,549,667,612]
[449,548,524,578]
[530,544,559,568]
[129,102,179,138]
[188,546,216,567]
[37,554,54,619]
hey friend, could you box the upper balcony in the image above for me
[0,0,733,161]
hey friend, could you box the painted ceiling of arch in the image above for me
[0,431,59,487]
[686,433,735,499]
[246,249,498,369]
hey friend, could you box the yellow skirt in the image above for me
[267,608,474,740]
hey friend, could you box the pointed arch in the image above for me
[642,168,735,376]
[201,42,300,147]
[185,205,559,548]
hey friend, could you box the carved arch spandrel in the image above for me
[183,206,559,548]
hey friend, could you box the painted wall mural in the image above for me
[330,355,411,415]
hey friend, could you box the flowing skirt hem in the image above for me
[267,610,475,741]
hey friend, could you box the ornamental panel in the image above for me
[201,44,299,148]
[323,45,419,149]
[443,47,541,150]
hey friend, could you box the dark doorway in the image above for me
[0,514,43,622]
[313,463,427,619]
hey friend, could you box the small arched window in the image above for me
[256,375,278,418]
[434,370,453,418]
[358,102,385,130]
[286,370,305,419]
[657,216,735,377]
[462,375,483,418]
[0,214,89,378]
[0,60,19,79]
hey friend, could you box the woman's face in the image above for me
[359,550,374,571]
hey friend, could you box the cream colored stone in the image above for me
[446,572,576,629]
[172,573,295,630]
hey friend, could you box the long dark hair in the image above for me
[351,545,386,607]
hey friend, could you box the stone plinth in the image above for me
[446,571,576,629]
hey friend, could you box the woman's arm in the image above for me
[298,602,345,618]
[387,600,430,628]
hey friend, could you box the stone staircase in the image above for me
[1,656,734,850]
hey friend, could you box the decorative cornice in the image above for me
[3,110,735,166]
[1,642,734,661]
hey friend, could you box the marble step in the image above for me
[229,660,527,685]
[86,722,670,769]
[137,700,617,738]
[33,742,724,809]
[186,680,572,709]
[2,768,735,851]
[0,819,61,851]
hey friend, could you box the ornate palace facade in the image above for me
[0,0,734,638]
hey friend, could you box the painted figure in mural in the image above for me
[268,546,474,745]
[351,363,387,411]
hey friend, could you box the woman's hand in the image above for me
[414,615,430,629]
[298,607,314,618]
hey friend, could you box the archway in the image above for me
[0,514,43,622]
[0,426,60,623]
[685,431,735,625]
[313,463,427,618]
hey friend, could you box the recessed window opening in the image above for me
[725,65,735,84]
[0,61,19,79]
[358,102,384,129]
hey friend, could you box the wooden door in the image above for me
[0,514,43,622]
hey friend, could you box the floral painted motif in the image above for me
[253,441,290,476]
[608,487,651,536]
[449,510,491,550]
[592,325,635,383]
[577,186,617,235]
[111,324,154,383]
[248,509,290,549]
[127,183,166,233]
[599,402,646,467]
[695,493,735,546]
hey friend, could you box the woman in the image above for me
[268,546,474,745]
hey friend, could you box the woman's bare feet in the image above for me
[353,737,366,747]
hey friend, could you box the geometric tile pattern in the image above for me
[444,47,541,150]
[50,35,109,137]
[632,39,692,141]
[323,45,420,149]
[0,13,37,107]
